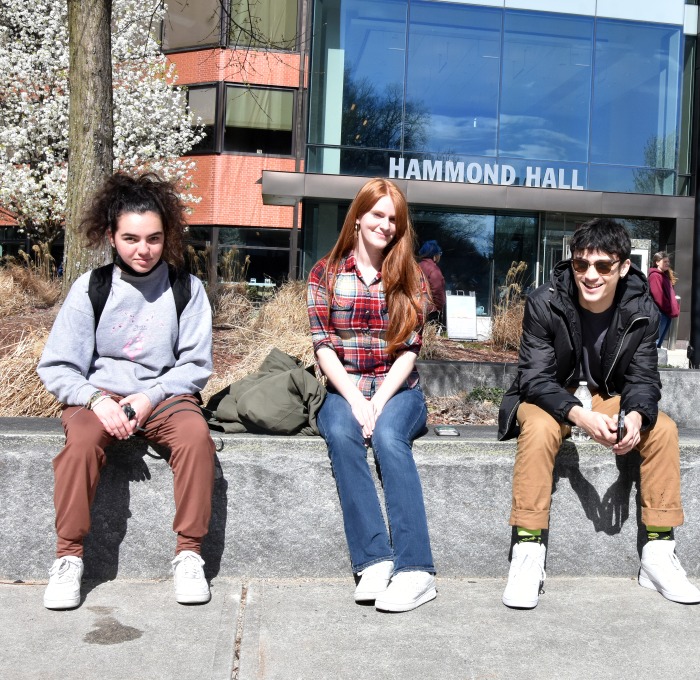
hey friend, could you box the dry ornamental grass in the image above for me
[203,280,315,403]
[0,264,60,318]
[0,329,62,418]
[0,268,515,421]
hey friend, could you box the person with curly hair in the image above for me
[307,178,437,612]
[38,172,215,609]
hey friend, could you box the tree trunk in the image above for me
[62,0,114,295]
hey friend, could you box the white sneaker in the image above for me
[502,541,546,609]
[44,556,84,610]
[354,560,394,603]
[375,570,437,612]
[172,551,211,604]
[639,540,700,604]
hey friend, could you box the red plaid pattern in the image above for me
[307,253,422,397]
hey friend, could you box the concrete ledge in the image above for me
[417,360,700,428]
[3,418,700,582]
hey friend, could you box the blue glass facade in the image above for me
[308,1,684,195]
[301,0,691,318]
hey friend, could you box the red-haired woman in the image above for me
[307,178,436,613]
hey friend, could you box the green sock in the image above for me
[647,525,673,541]
[517,527,541,543]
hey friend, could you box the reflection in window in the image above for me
[414,212,496,313]
[187,87,217,152]
[308,0,408,173]
[500,11,593,162]
[308,2,685,195]
[407,2,501,156]
[162,0,221,51]
[224,86,294,155]
[591,20,682,195]
[339,1,409,153]
[588,165,676,195]
[229,0,298,50]
[186,227,290,284]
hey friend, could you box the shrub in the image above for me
[491,261,528,352]
[0,262,61,318]
[0,329,61,417]
[467,386,505,403]
[202,280,315,403]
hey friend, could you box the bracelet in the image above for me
[90,395,110,410]
[86,390,109,410]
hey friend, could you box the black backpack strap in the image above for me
[89,263,191,330]
[88,263,115,330]
[167,265,192,323]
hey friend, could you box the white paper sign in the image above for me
[445,293,477,340]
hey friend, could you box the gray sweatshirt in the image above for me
[38,261,213,407]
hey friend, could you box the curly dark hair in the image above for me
[80,172,187,268]
[569,217,631,262]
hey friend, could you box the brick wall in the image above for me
[185,154,300,228]
[170,47,304,232]
[168,49,302,88]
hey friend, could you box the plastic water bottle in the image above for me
[571,381,592,442]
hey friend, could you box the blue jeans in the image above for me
[317,387,434,574]
[657,312,672,348]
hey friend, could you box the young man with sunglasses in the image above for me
[498,217,699,609]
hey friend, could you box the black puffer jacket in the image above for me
[498,260,660,441]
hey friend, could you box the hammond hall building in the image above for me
[164,0,700,357]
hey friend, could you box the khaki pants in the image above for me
[54,394,216,557]
[510,393,683,530]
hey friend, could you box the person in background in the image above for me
[417,240,446,324]
[648,251,680,348]
[307,178,436,613]
[498,218,699,610]
[38,172,215,610]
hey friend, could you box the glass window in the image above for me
[187,227,290,284]
[302,200,538,317]
[500,11,593,162]
[229,0,298,50]
[308,0,409,173]
[591,20,682,172]
[187,87,218,153]
[588,164,676,195]
[224,86,294,155]
[218,227,290,248]
[405,3,501,156]
[413,211,496,313]
[162,0,221,51]
[339,0,408,151]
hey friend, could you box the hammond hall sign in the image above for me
[388,157,584,190]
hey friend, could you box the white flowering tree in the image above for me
[0,0,203,287]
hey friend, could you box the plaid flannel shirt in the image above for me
[307,252,423,398]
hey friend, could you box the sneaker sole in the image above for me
[375,587,437,613]
[502,579,543,609]
[176,592,211,605]
[638,570,700,604]
[354,587,389,603]
[502,593,539,609]
[44,595,81,610]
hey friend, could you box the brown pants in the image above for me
[510,393,683,530]
[54,394,216,558]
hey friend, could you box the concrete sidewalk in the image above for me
[2,576,699,680]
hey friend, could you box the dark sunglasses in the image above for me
[571,258,620,275]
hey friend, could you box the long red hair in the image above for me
[321,178,424,355]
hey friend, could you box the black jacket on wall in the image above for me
[498,259,660,441]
